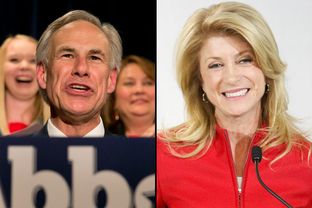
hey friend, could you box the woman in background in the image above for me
[157,2,312,207]
[0,34,49,135]
[103,55,155,137]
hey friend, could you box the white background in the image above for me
[157,0,312,135]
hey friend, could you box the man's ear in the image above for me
[107,68,117,93]
[36,63,47,89]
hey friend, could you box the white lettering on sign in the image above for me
[9,146,70,208]
[68,146,132,208]
[2,146,155,208]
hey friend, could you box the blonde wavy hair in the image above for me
[0,34,50,135]
[163,2,311,163]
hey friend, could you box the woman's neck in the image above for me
[215,106,263,177]
[216,106,261,136]
[122,115,155,137]
[216,108,261,177]
[5,93,36,124]
[126,123,155,137]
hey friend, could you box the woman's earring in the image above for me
[114,110,120,121]
[202,92,209,103]
[265,83,270,93]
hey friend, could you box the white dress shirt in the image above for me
[47,117,105,137]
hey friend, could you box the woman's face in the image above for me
[115,63,155,122]
[4,38,38,101]
[199,35,265,120]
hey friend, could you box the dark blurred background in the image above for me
[0,0,156,62]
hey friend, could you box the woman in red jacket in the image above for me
[157,2,312,207]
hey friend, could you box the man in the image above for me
[35,10,122,137]
[1,11,155,208]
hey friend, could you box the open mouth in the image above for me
[15,76,33,83]
[69,84,91,91]
[222,88,250,98]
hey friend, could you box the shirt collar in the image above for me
[47,117,105,137]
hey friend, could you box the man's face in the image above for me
[37,20,117,123]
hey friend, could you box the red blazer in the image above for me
[157,126,312,208]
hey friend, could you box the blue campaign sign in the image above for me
[0,136,155,208]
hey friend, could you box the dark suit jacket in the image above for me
[9,122,44,137]
[34,123,49,137]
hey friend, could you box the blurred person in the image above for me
[157,2,312,207]
[0,34,49,135]
[33,10,121,137]
[102,55,155,137]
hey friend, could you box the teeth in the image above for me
[16,77,32,82]
[71,85,88,90]
[224,89,248,98]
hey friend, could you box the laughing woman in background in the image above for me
[103,55,155,137]
[0,34,49,135]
